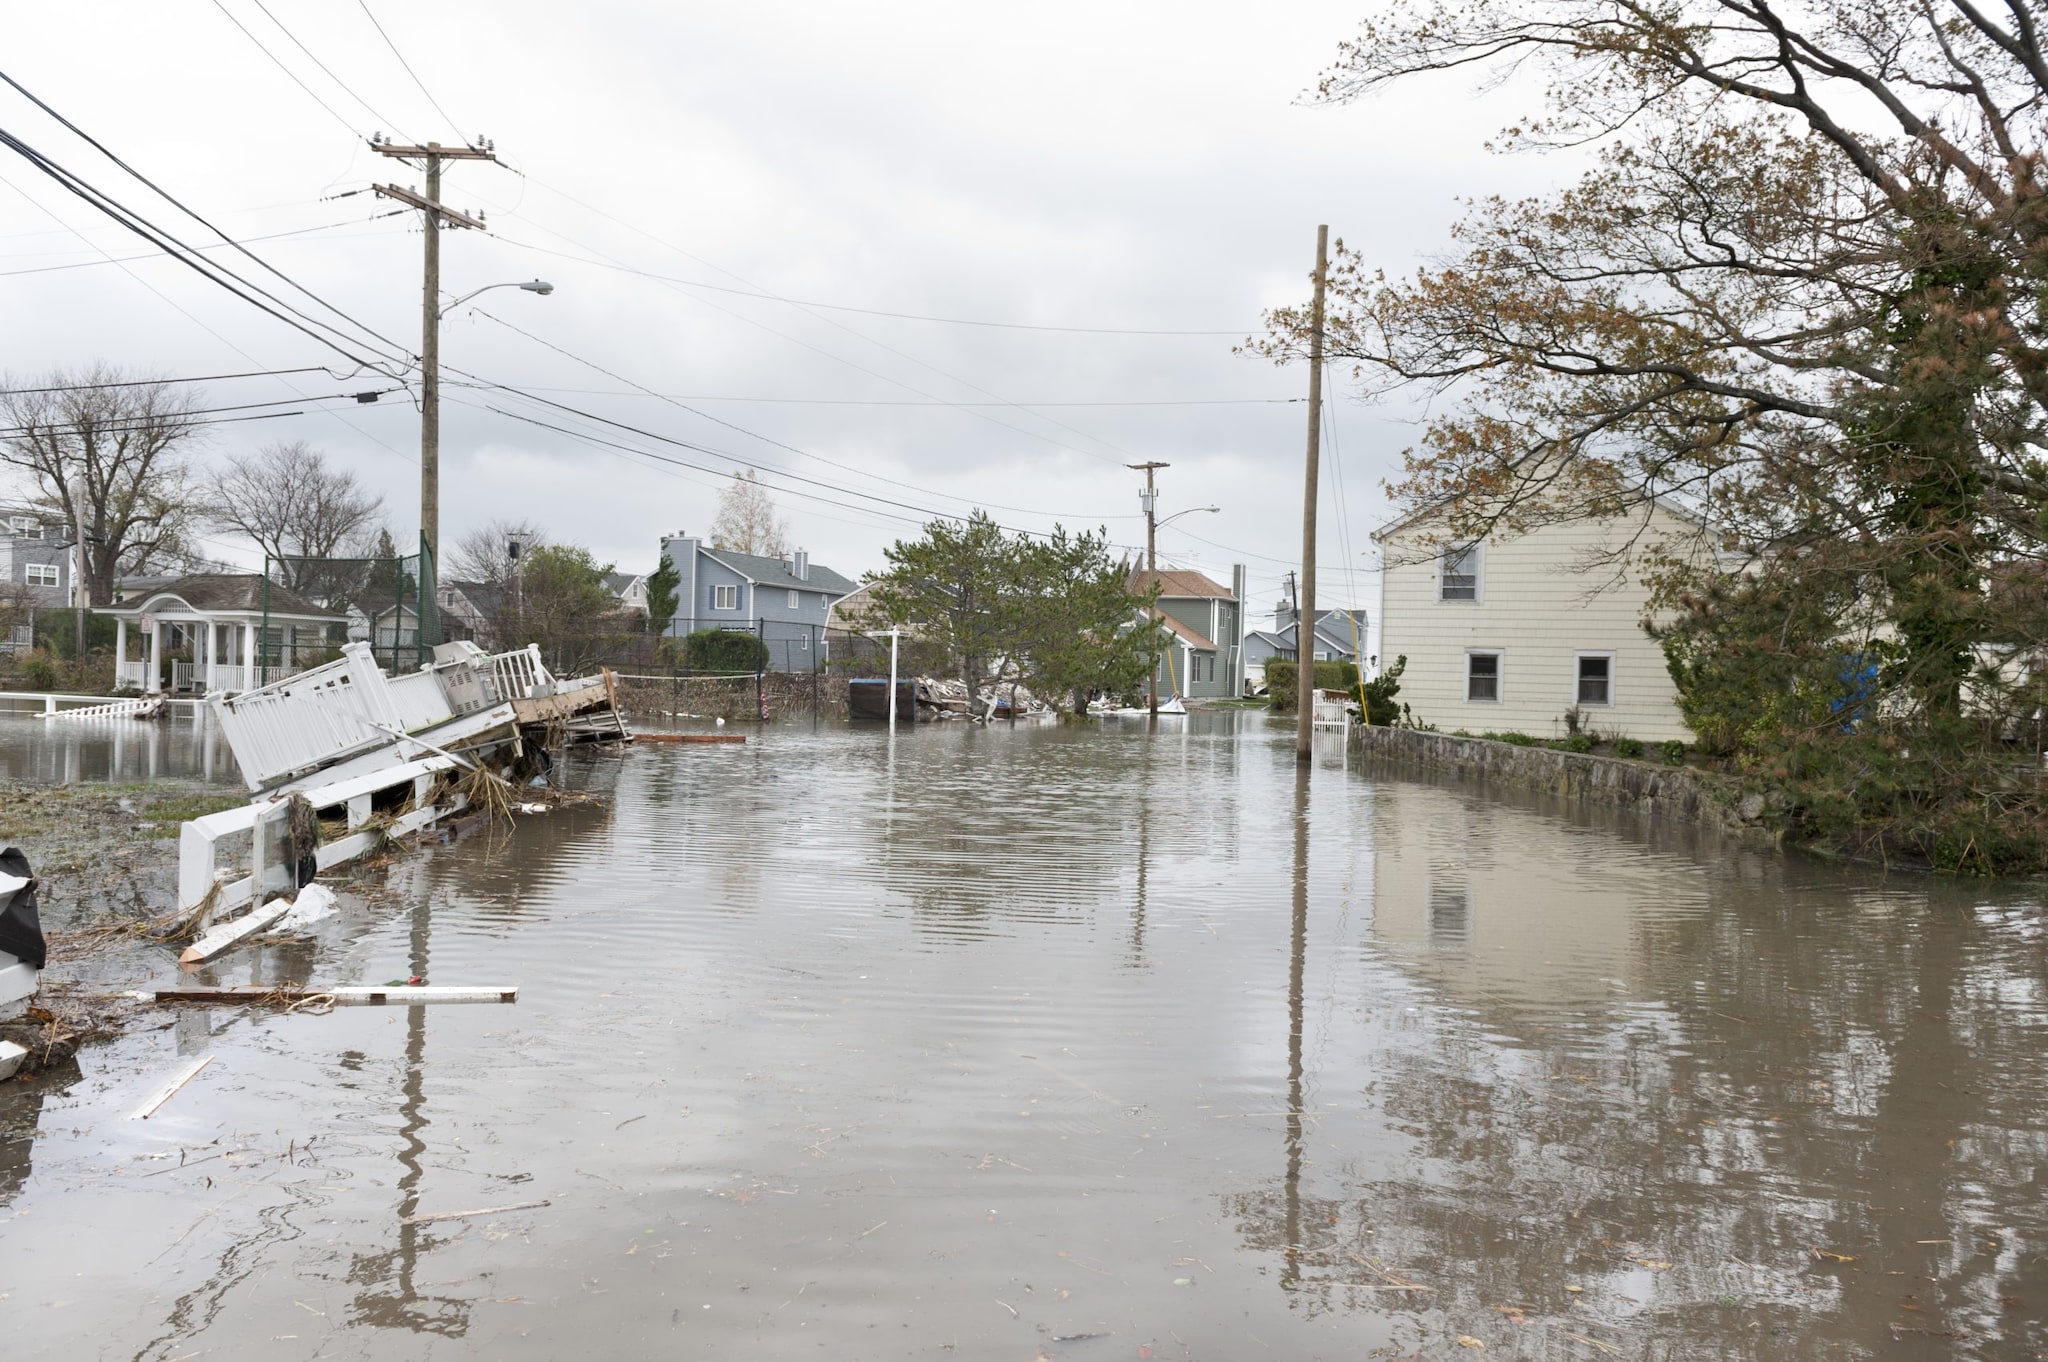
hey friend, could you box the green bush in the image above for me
[16,648,60,690]
[1265,659,1361,710]
[1562,733,1594,753]
[682,629,769,674]
[1482,731,1541,747]
[1614,737,1645,759]
[1661,739,1687,766]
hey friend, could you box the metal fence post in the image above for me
[756,617,767,722]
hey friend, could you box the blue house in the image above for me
[658,533,858,671]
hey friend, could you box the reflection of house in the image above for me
[658,533,857,671]
[1130,567,1246,700]
[101,574,346,695]
[1375,502,1698,742]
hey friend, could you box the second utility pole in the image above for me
[372,137,497,591]
[1295,225,1329,763]
[1130,460,1170,717]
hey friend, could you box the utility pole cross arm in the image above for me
[372,184,487,230]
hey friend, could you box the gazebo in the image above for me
[102,574,347,695]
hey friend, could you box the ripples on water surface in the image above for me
[2,713,2047,1359]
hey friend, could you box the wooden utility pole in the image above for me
[1129,460,1170,717]
[1295,225,1329,762]
[372,138,495,594]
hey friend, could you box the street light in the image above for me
[1138,497,1221,717]
[439,278,553,319]
[419,278,553,645]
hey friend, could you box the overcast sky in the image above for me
[2,2,1561,634]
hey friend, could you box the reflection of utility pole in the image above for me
[1283,763,1310,1288]
[68,477,85,662]
[1129,461,1169,717]
[372,137,498,586]
[1295,226,1329,762]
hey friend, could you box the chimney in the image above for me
[793,549,809,581]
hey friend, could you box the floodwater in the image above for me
[3,714,2048,1360]
[0,713,242,787]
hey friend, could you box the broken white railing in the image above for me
[41,694,166,722]
[213,642,553,791]
[177,754,470,925]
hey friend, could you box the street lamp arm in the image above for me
[439,279,554,320]
[1155,505,1221,531]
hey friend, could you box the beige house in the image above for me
[1375,501,1702,743]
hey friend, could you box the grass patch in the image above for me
[137,790,248,832]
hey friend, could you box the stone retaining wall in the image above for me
[614,672,853,724]
[1350,724,1771,837]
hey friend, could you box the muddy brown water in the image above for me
[2,713,2046,1359]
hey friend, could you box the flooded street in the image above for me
[3,714,2048,1359]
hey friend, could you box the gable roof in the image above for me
[1148,607,1216,651]
[604,571,645,595]
[101,573,342,622]
[700,547,858,596]
[1129,567,1233,601]
[1373,490,1707,543]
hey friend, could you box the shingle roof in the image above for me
[1148,608,1216,651]
[701,547,858,596]
[1128,567,1233,601]
[102,573,342,621]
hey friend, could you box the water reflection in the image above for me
[0,714,241,787]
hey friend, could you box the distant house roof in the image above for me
[1246,629,1293,651]
[1129,568,1233,601]
[826,581,884,630]
[700,547,858,597]
[604,571,644,594]
[101,573,342,622]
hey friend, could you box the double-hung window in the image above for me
[1440,544,1480,602]
[10,516,40,539]
[712,584,738,611]
[1467,650,1501,702]
[24,563,58,587]
[1576,653,1613,706]
[788,589,801,610]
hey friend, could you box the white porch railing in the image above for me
[211,643,405,790]
[490,644,553,701]
[116,659,147,691]
[385,667,454,731]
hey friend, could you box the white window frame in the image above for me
[1574,651,1615,707]
[788,589,800,610]
[1466,648,1502,703]
[1439,543,1482,603]
[24,563,58,588]
[799,631,810,651]
[10,516,41,539]
[712,584,738,611]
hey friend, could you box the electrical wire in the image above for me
[354,0,468,141]
[247,0,416,142]
[0,212,406,279]
[0,367,335,396]
[203,0,364,138]
[0,67,415,368]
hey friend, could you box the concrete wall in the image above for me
[1378,509,1697,742]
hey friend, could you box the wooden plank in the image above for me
[401,1198,551,1226]
[152,985,518,1006]
[179,899,292,965]
[631,733,746,745]
[0,1040,26,1081]
[131,1054,213,1119]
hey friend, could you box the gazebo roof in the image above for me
[100,573,344,624]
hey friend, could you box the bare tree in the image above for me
[446,518,548,586]
[208,440,385,591]
[0,363,205,604]
[711,470,789,558]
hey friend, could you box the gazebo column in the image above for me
[145,620,161,695]
[199,620,213,692]
[242,620,257,689]
[114,617,127,688]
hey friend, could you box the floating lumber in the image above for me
[131,1054,214,1119]
[630,732,746,745]
[401,1198,552,1226]
[150,984,518,1006]
[178,899,292,966]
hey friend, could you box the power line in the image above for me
[439,384,1300,408]
[203,0,364,138]
[354,0,468,141]
[0,212,406,279]
[247,0,415,141]
[0,66,415,369]
[0,366,334,396]
[486,232,1248,337]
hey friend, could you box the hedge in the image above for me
[1265,660,1360,710]
[682,628,769,674]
